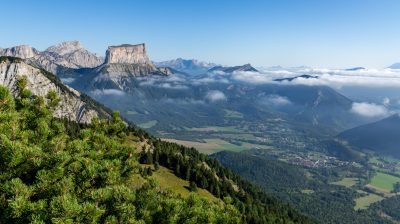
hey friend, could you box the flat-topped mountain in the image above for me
[105,44,150,64]
[96,43,166,79]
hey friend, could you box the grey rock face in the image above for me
[82,43,169,91]
[1,42,170,93]
[0,58,100,123]
[0,45,39,59]
[44,41,104,68]
[105,44,150,64]
[0,41,104,74]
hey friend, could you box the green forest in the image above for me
[0,77,313,223]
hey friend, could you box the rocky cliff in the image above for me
[0,41,104,74]
[97,43,166,77]
[0,57,109,123]
[105,44,150,64]
[0,45,39,59]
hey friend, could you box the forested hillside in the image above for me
[212,150,395,224]
[0,77,313,223]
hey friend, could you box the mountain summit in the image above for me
[0,41,104,74]
[208,63,258,73]
[105,44,151,64]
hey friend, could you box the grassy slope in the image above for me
[370,172,400,191]
[151,166,219,202]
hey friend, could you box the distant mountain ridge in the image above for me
[389,63,400,69]
[154,58,217,75]
[208,63,258,73]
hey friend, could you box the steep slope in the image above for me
[0,83,314,223]
[339,114,400,158]
[211,150,391,224]
[0,56,110,123]
[62,44,171,92]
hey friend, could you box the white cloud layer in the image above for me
[350,102,389,118]
[205,90,227,102]
[229,68,400,89]
[60,78,75,84]
[261,95,292,106]
[91,89,126,96]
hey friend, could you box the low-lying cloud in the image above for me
[350,102,389,118]
[261,94,292,106]
[60,78,75,84]
[91,89,126,96]
[205,90,227,102]
[229,67,400,89]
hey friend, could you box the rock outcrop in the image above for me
[78,43,170,91]
[0,57,108,123]
[44,41,104,68]
[0,41,104,74]
[0,45,39,59]
[0,42,171,93]
[97,43,166,77]
[105,44,150,64]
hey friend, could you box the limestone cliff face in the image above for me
[0,57,103,123]
[0,45,39,59]
[0,41,104,74]
[44,41,104,68]
[105,44,151,64]
[86,44,169,91]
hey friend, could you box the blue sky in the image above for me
[1,0,400,68]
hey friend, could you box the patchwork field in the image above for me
[187,126,242,133]
[224,109,244,118]
[354,193,384,210]
[369,172,400,192]
[162,138,271,154]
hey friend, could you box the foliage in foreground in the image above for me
[0,79,241,223]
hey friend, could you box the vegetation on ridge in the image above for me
[0,76,313,223]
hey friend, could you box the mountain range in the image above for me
[2,40,400,223]
[154,58,217,75]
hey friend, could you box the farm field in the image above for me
[354,193,384,210]
[369,172,400,192]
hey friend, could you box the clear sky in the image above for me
[1,0,400,68]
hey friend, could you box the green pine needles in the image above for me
[0,77,241,224]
